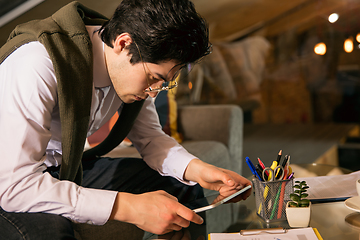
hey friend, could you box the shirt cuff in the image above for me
[74,187,118,225]
[163,146,198,186]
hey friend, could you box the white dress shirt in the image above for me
[0,26,196,225]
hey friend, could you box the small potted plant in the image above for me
[286,180,311,227]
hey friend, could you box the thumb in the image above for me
[209,167,236,187]
[221,172,235,187]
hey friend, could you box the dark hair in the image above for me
[100,0,211,66]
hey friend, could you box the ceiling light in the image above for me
[314,42,326,55]
[328,13,339,23]
[344,37,354,53]
[356,33,360,43]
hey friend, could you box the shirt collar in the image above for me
[86,25,112,88]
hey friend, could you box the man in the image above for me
[0,0,251,239]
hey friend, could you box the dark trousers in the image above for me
[0,158,203,240]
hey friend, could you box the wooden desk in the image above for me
[311,201,360,239]
[229,163,359,239]
[230,196,360,239]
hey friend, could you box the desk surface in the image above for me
[231,164,360,239]
[311,201,360,239]
[233,194,360,239]
[152,164,359,239]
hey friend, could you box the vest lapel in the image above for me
[82,100,145,160]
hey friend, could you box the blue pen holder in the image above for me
[253,178,294,222]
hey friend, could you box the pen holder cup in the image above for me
[253,178,294,222]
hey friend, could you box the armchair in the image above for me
[178,104,243,233]
[73,104,244,239]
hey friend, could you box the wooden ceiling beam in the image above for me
[193,0,360,42]
[265,0,351,37]
[193,0,309,42]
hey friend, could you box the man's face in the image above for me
[104,34,180,104]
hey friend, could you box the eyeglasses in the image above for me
[134,42,179,93]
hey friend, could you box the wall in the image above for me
[0,0,120,46]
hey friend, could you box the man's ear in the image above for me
[113,33,132,54]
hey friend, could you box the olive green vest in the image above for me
[0,1,144,184]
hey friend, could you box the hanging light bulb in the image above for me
[314,42,326,55]
[328,13,339,23]
[356,33,360,43]
[344,37,354,53]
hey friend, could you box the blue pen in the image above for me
[246,157,262,181]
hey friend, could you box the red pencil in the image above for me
[258,157,268,179]
[257,157,265,169]
[277,167,288,219]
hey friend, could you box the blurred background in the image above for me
[2,0,360,174]
[180,0,360,125]
[2,0,360,124]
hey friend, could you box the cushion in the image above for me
[218,36,270,101]
[154,88,182,143]
[181,140,230,169]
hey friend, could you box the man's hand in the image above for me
[184,159,252,201]
[109,190,204,235]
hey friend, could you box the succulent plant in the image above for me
[289,180,310,207]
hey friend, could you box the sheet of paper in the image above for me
[209,227,319,240]
[296,170,360,200]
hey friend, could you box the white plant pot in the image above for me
[285,201,311,228]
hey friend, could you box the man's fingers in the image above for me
[176,204,204,225]
[169,224,183,232]
[172,217,191,229]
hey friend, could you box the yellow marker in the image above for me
[287,166,292,175]
[258,161,278,215]
[268,161,278,180]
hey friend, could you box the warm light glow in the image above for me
[314,42,326,55]
[188,82,193,90]
[344,37,354,53]
[356,33,360,43]
[328,13,339,23]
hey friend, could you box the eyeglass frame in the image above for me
[133,42,180,93]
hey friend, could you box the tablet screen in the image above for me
[185,185,252,213]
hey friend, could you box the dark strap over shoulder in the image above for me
[82,100,145,160]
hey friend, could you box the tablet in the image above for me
[185,185,252,213]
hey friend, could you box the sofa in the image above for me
[73,104,244,239]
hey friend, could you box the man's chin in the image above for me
[118,96,133,104]
[123,99,135,104]
[120,96,144,104]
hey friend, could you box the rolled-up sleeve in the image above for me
[127,98,198,185]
